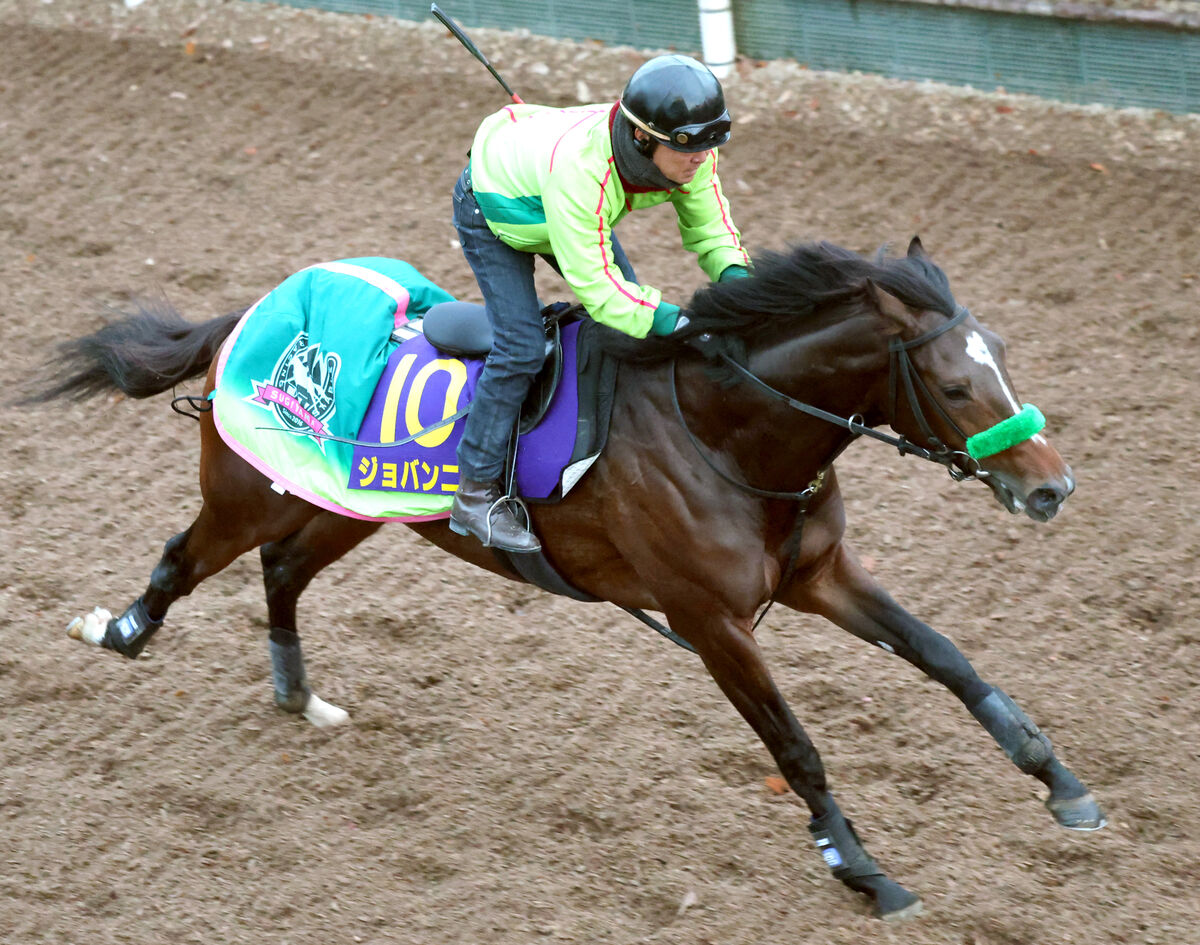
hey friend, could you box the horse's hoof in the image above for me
[1046,792,1107,831]
[850,875,923,921]
[66,608,112,646]
[880,896,924,922]
[303,693,349,728]
[873,881,923,922]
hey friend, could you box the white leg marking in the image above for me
[66,607,113,646]
[965,331,1020,413]
[303,693,350,728]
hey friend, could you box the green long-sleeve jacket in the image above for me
[468,102,750,338]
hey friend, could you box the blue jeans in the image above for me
[452,166,635,482]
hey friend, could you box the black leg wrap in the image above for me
[809,796,922,920]
[969,686,1053,775]
[101,597,162,659]
[268,628,310,714]
[809,798,884,883]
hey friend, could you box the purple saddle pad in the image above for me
[347,320,585,502]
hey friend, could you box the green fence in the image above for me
[261,0,702,49]
[255,0,1200,113]
[737,0,1199,113]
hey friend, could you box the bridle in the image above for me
[619,304,1043,656]
[671,303,983,503]
[655,303,981,647]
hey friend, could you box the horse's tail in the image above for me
[20,299,243,404]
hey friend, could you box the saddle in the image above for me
[418,299,565,434]
[418,299,615,602]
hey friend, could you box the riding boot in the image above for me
[449,478,541,553]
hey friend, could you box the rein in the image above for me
[668,363,825,503]
[681,305,979,483]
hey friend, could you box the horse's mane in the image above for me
[589,240,959,364]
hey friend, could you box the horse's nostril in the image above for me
[1028,487,1063,513]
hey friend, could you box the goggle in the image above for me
[619,102,732,152]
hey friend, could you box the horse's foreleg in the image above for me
[671,609,922,920]
[780,542,1105,831]
[260,514,383,727]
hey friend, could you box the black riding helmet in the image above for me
[619,55,731,153]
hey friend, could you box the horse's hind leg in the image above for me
[783,541,1105,831]
[67,525,192,657]
[68,489,320,658]
[669,606,923,921]
[259,513,383,727]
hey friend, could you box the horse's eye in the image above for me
[942,385,972,405]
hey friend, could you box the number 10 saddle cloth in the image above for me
[211,257,616,522]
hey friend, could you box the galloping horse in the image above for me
[28,238,1104,920]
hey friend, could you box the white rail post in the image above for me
[697,0,737,80]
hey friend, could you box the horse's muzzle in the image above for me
[987,467,1074,522]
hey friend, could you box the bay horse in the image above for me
[27,238,1105,920]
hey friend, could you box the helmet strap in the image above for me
[619,101,670,145]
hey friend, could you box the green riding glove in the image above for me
[650,301,687,336]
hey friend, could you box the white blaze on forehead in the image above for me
[965,330,1020,413]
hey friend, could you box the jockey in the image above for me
[449,54,751,553]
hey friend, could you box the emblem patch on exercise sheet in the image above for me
[246,332,342,449]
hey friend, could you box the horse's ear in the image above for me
[907,236,927,259]
[864,279,918,334]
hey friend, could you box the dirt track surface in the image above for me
[2,1,1198,942]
